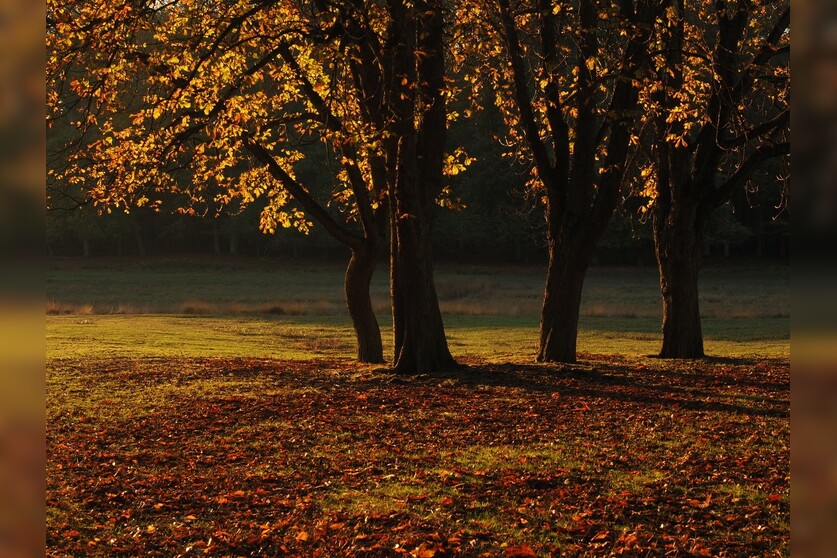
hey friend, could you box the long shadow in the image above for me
[93,353,789,420]
[390,359,789,419]
[642,355,791,393]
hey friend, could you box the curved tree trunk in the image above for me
[654,203,706,358]
[538,241,590,363]
[345,243,384,364]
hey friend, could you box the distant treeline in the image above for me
[46,196,789,264]
[48,116,788,263]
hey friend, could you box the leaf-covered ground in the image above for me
[47,355,789,557]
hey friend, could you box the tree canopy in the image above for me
[47,0,790,368]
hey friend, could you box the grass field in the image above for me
[47,257,789,360]
[46,256,789,320]
[46,257,789,556]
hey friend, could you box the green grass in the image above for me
[47,257,788,319]
[454,443,591,473]
[46,257,789,360]
[47,313,788,362]
[47,315,356,360]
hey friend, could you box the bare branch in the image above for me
[708,141,790,208]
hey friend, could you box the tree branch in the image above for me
[497,0,556,191]
[590,0,653,228]
[276,42,383,236]
[735,6,790,99]
[538,0,570,195]
[179,2,277,91]
[567,0,599,206]
[719,108,789,149]
[164,44,285,155]
[708,141,789,208]
[277,43,347,136]
[242,138,363,249]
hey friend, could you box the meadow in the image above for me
[46,257,789,360]
[46,257,789,556]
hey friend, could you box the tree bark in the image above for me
[243,138,384,364]
[390,215,455,374]
[389,139,455,374]
[383,1,455,374]
[654,202,706,358]
[345,242,384,364]
[538,240,590,363]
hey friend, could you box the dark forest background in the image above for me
[47,108,788,264]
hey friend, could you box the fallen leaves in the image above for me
[47,355,789,556]
[504,543,537,556]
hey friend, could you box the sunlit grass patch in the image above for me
[322,482,450,516]
[454,443,589,473]
[46,316,359,360]
[606,468,670,494]
[714,482,773,506]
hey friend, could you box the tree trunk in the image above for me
[390,213,455,374]
[345,243,384,364]
[654,203,705,358]
[380,1,453,374]
[538,238,590,363]
[389,143,455,374]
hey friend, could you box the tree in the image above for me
[459,0,655,362]
[385,2,458,373]
[48,0,460,371]
[640,0,789,357]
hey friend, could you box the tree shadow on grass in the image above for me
[78,354,789,420]
[391,358,789,420]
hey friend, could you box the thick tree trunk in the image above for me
[379,1,453,374]
[345,243,384,364]
[654,203,705,358]
[389,141,455,374]
[390,211,455,374]
[538,238,590,363]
